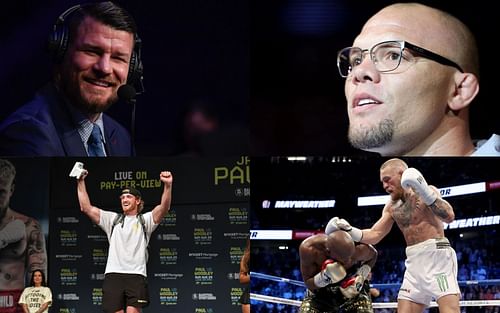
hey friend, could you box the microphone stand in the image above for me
[130,98,137,151]
[131,78,144,154]
[118,82,141,154]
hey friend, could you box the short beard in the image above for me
[57,70,117,115]
[82,92,117,114]
[348,119,394,150]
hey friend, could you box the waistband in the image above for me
[405,237,451,257]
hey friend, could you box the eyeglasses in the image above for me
[337,40,464,78]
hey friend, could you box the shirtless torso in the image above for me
[1,208,46,289]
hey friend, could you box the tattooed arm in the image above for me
[428,186,455,223]
[25,217,47,277]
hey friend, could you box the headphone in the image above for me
[47,4,144,88]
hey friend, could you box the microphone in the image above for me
[118,84,137,103]
[118,84,138,152]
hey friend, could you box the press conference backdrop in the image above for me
[9,157,249,313]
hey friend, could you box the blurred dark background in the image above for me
[250,0,499,155]
[3,1,498,156]
[0,0,248,156]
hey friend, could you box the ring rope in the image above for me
[250,293,500,308]
[251,293,302,306]
[250,271,305,287]
[252,272,500,308]
[251,271,500,288]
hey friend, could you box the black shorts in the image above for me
[240,285,250,304]
[299,281,373,313]
[102,273,149,313]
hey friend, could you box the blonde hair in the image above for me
[380,158,408,171]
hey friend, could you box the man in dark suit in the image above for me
[0,2,141,157]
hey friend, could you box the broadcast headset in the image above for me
[47,3,144,91]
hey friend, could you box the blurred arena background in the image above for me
[250,157,500,312]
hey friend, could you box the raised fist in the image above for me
[160,171,173,185]
[401,168,437,205]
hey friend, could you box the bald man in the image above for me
[327,158,460,313]
[338,2,499,156]
[298,230,377,313]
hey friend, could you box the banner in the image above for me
[0,158,50,313]
[9,156,249,313]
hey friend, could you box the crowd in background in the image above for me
[251,158,500,312]
[251,226,499,313]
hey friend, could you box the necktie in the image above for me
[87,124,105,157]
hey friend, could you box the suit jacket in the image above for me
[0,84,133,156]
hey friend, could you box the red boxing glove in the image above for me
[313,259,347,288]
[322,259,334,269]
[340,275,363,298]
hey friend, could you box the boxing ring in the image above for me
[250,271,500,310]
[250,179,500,311]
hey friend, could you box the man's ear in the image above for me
[448,72,479,111]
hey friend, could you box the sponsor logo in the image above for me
[436,273,449,292]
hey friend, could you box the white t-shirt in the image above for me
[18,286,52,313]
[99,210,158,277]
[472,134,500,156]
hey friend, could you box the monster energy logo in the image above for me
[436,273,449,292]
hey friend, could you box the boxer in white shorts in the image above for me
[326,158,461,313]
[399,238,460,305]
